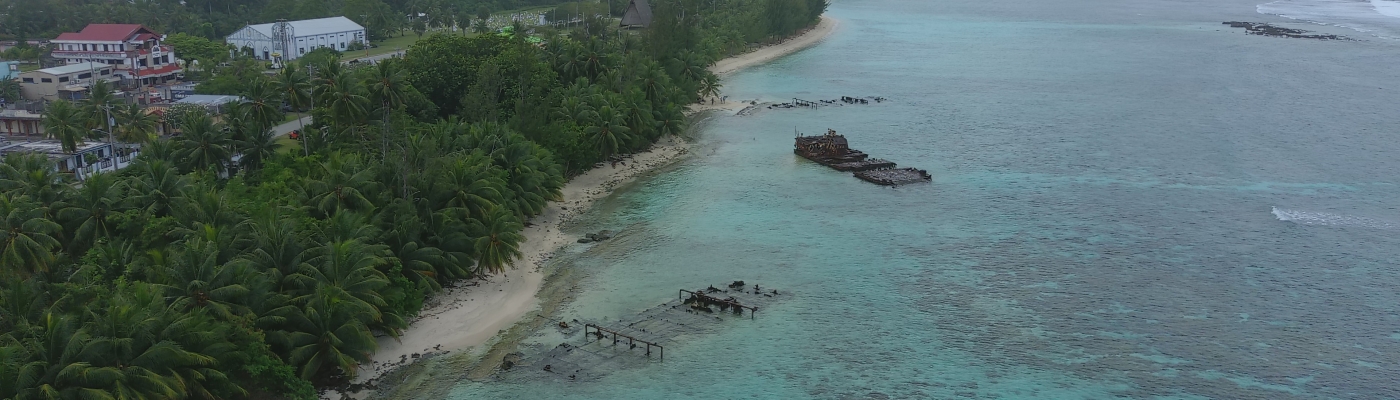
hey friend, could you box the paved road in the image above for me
[273,115,313,137]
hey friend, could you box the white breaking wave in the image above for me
[1271,207,1398,229]
[1258,0,1400,39]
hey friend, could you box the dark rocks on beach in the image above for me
[1222,21,1350,40]
[577,237,593,243]
[501,360,515,370]
[729,280,746,288]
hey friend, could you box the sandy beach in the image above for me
[340,15,839,394]
[710,16,838,77]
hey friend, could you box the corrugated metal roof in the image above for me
[243,16,365,39]
[175,94,243,106]
[54,24,155,42]
[28,62,107,76]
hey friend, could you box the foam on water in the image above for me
[1271,207,1398,229]
[1258,0,1400,38]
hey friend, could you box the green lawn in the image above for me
[361,33,424,58]
[356,5,563,59]
[18,63,40,72]
[275,135,301,155]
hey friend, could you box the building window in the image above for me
[103,44,109,51]
[101,69,110,75]
[21,78,33,83]
[78,73,91,79]
[58,77,68,82]
[40,78,52,83]
[340,42,346,49]
[299,48,306,54]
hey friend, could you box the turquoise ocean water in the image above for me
[448,0,1400,398]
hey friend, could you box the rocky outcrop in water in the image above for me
[1223,22,1350,40]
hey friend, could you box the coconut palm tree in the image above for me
[128,159,189,218]
[240,77,283,132]
[321,77,370,131]
[82,283,221,399]
[437,156,503,222]
[490,140,562,217]
[56,171,125,254]
[241,211,305,293]
[277,64,313,156]
[292,240,396,316]
[698,73,722,101]
[0,153,68,209]
[155,239,252,320]
[236,127,281,173]
[303,154,378,217]
[653,103,686,137]
[553,92,595,122]
[277,286,379,380]
[42,100,86,154]
[583,105,631,161]
[173,114,233,174]
[366,61,407,159]
[673,49,711,84]
[81,79,119,133]
[113,102,157,144]
[0,194,62,279]
[0,77,20,102]
[11,313,116,399]
[473,206,522,276]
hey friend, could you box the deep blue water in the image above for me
[447,0,1400,398]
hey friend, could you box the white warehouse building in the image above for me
[225,16,366,62]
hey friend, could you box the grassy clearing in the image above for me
[363,33,425,57]
[275,135,300,155]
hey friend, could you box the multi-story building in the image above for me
[50,24,182,86]
[17,62,118,101]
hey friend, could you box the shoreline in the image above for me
[710,16,839,77]
[338,15,839,398]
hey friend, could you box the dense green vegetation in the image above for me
[0,0,824,398]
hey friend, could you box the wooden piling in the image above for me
[584,324,664,361]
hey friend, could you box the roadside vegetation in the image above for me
[0,0,826,398]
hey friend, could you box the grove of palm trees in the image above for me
[0,0,825,398]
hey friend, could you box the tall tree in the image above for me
[114,102,158,144]
[0,77,19,102]
[81,79,119,135]
[472,207,522,276]
[173,114,232,174]
[41,100,86,154]
[240,77,284,133]
[366,61,407,159]
[0,194,61,279]
[56,171,124,253]
[276,63,313,156]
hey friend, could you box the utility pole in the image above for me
[304,65,314,157]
